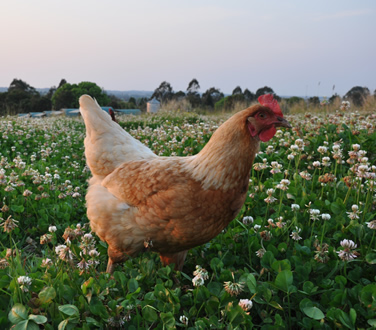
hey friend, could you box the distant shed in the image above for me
[18,112,46,118]
[44,110,63,117]
[115,109,141,116]
[63,109,81,117]
[30,112,47,118]
[147,98,160,113]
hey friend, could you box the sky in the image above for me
[1,0,375,97]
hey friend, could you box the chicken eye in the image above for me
[258,112,268,119]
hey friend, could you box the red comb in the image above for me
[258,94,283,117]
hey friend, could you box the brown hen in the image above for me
[79,94,290,273]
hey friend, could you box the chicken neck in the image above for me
[186,111,259,191]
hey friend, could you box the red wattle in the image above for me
[259,126,276,142]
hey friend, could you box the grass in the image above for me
[1,102,376,329]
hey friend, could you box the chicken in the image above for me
[79,94,291,273]
[108,108,117,123]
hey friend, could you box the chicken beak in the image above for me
[275,117,292,129]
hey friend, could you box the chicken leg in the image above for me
[159,250,188,271]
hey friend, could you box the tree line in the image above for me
[0,78,373,116]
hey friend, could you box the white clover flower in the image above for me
[41,258,53,268]
[291,204,300,211]
[192,275,205,287]
[340,101,350,110]
[18,275,32,286]
[313,161,321,168]
[255,248,266,258]
[77,259,90,271]
[193,265,209,280]
[290,227,302,241]
[239,299,253,311]
[322,157,331,167]
[72,192,81,198]
[88,249,100,257]
[347,205,361,220]
[48,225,57,233]
[224,279,245,296]
[287,154,295,160]
[317,146,328,154]
[310,209,321,221]
[321,213,331,221]
[266,188,275,196]
[242,216,254,225]
[366,220,376,229]
[264,188,277,203]
[55,244,73,261]
[18,276,32,292]
[179,315,189,326]
[270,161,282,174]
[22,189,32,197]
[352,144,360,151]
[337,239,358,261]
[83,233,93,240]
[332,144,341,152]
[295,139,304,150]
[299,171,312,180]
[254,224,261,231]
[276,179,290,191]
[290,144,299,152]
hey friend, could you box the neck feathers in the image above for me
[186,109,259,190]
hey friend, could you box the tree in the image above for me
[308,96,320,106]
[286,96,305,105]
[107,94,123,109]
[232,86,242,95]
[151,81,174,103]
[186,78,201,108]
[243,89,255,102]
[58,79,67,89]
[3,79,41,114]
[255,86,276,100]
[344,86,370,107]
[173,91,186,100]
[52,81,109,109]
[202,87,223,109]
[8,79,37,94]
[328,93,341,104]
[187,79,200,94]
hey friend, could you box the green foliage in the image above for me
[52,81,109,109]
[1,105,376,328]
[202,87,224,109]
[151,81,174,103]
[0,79,53,115]
[255,86,276,99]
[344,86,370,107]
[8,304,48,329]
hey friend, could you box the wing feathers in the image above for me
[79,95,156,178]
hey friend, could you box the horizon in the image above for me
[1,1,375,97]
[0,86,338,100]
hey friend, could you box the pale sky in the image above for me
[1,0,375,97]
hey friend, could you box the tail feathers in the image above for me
[79,95,156,178]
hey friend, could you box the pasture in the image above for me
[0,106,376,329]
